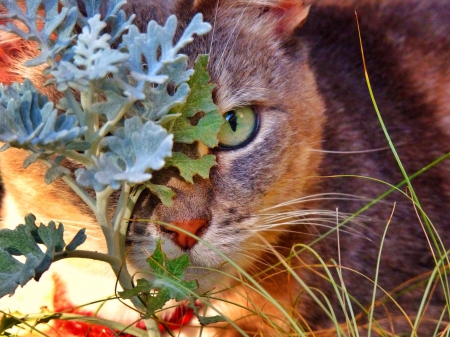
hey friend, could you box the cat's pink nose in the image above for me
[168,219,208,250]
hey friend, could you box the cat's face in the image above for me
[125,0,325,293]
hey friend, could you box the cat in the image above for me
[1,0,450,336]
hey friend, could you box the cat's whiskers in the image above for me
[45,219,105,241]
[309,146,392,154]
[252,225,369,242]
[261,192,375,210]
[236,193,379,245]
[257,210,369,230]
[47,219,99,228]
[233,251,274,275]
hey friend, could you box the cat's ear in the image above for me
[263,0,311,35]
[193,0,310,36]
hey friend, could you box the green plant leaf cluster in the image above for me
[119,240,197,316]
[0,214,86,298]
[165,152,217,184]
[171,55,223,148]
[160,54,223,189]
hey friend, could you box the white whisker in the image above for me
[309,147,391,154]
[261,193,375,211]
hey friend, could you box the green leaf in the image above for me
[0,313,22,334]
[0,249,39,298]
[118,278,153,299]
[187,297,227,326]
[147,241,165,275]
[145,183,176,207]
[0,224,43,257]
[165,152,217,184]
[165,254,190,280]
[176,55,217,118]
[146,288,171,316]
[171,55,224,148]
[197,315,227,326]
[37,221,66,252]
[172,111,224,148]
[65,228,87,251]
[118,241,197,316]
[0,215,86,298]
[44,165,71,184]
[65,141,91,151]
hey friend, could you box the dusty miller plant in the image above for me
[0,0,223,335]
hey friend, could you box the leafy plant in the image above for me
[0,0,223,335]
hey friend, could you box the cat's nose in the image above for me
[164,219,208,250]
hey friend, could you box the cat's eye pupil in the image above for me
[217,106,258,149]
[225,111,238,132]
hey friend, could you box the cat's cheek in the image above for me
[213,110,292,200]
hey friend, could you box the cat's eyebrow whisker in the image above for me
[213,1,252,80]
[21,217,99,227]
[207,0,220,55]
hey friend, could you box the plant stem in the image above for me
[94,185,161,337]
[55,149,93,167]
[80,86,99,151]
[53,249,120,265]
[39,158,96,213]
[65,89,85,126]
[95,186,115,250]
[96,101,134,139]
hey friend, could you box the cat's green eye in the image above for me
[218,107,259,149]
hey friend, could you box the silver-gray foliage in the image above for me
[76,116,173,190]
[0,80,86,151]
[0,0,212,190]
[0,0,213,304]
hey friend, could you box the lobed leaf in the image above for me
[89,89,131,121]
[0,80,86,149]
[145,183,176,207]
[0,214,87,298]
[118,241,197,316]
[171,55,224,148]
[75,117,173,190]
[51,15,129,92]
[120,14,211,101]
[165,153,217,184]
[0,0,78,66]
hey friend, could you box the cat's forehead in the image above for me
[125,0,311,111]
[176,1,310,112]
